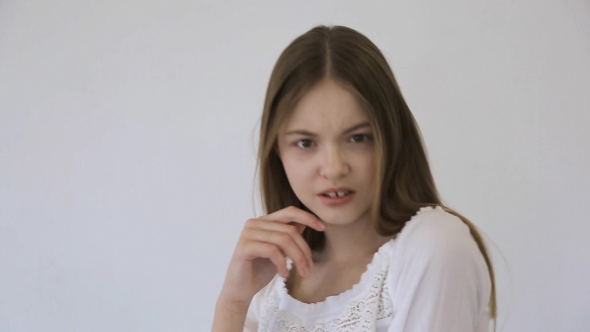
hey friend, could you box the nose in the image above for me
[319,145,350,180]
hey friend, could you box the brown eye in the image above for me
[351,134,372,143]
[296,139,314,148]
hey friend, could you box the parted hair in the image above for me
[255,25,497,320]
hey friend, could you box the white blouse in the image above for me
[243,206,492,332]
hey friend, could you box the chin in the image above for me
[299,195,370,225]
[312,207,363,225]
[322,218,355,226]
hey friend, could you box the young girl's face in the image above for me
[277,78,376,226]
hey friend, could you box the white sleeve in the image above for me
[243,274,278,332]
[386,209,492,332]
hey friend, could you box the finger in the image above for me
[243,228,310,277]
[246,241,288,278]
[244,220,313,266]
[262,206,326,232]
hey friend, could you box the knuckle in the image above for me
[268,245,281,256]
[274,233,291,244]
[240,228,253,240]
[286,225,298,235]
[244,218,258,227]
[234,241,248,257]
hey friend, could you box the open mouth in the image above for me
[320,190,354,198]
[318,190,356,206]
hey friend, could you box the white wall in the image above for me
[1,1,588,331]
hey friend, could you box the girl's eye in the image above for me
[296,139,314,148]
[351,134,372,143]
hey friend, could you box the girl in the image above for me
[212,25,496,332]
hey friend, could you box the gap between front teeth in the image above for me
[326,191,349,197]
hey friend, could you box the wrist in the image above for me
[216,294,251,311]
[212,296,250,332]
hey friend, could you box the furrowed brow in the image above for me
[342,122,371,135]
[284,122,371,137]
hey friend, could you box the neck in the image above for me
[314,214,392,265]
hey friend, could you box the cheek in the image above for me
[282,156,312,188]
[356,152,377,185]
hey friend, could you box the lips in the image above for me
[321,190,353,197]
[318,190,356,206]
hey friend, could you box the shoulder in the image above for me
[384,207,493,328]
[392,206,481,263]
[385,205,491,292]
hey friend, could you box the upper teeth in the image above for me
[325,191,351,197]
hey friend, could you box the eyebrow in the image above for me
[284,122,371,137]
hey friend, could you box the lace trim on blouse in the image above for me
[255,206,440,331]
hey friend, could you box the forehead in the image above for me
[281,78,368,131]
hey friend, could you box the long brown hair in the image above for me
[256,25,497,319]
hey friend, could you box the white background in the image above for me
[1,1,589,331]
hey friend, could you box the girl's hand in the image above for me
[218,206,326,305]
